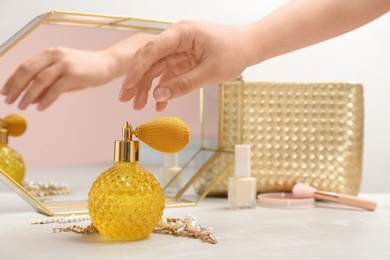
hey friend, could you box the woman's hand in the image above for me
[1,32,154,111]
[120,20,250,111]
[2,47,118,111]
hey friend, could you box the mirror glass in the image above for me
[0,11,219,215]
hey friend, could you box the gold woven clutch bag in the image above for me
[193,79,364,196]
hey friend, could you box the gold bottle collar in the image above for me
[114,122,139,162]
[0,129,8,145]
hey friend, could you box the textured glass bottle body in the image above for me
[0,144,25,184]
[88,162,165,241]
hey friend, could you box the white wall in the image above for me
[1,0,389,193]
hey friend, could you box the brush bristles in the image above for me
[292,183,317,198]
[135,116,190,153]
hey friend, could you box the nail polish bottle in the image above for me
[88,122,165,241]
[0,114,27,184]
[159,153,182,195]
[228,144,257,209]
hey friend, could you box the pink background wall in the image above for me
[0,24,218,168]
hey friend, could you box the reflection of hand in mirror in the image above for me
[121,0,390,112]
[1,32,154,111]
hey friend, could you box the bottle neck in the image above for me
[0,129,8,145]
[114,140,139,162]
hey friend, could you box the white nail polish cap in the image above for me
[234,144,251,177]
[164,153,178,167]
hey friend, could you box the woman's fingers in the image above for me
[2,51,55,104]
[120,20,248,111]
[17,62,64,110]
[121,21,194,91]
[34,76,70,111]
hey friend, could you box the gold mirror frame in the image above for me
[0,10,223,215]
[0,10,170,57]
[0,11,174,216]
[0,168,88,216]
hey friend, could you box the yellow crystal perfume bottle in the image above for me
[88,122,165,241]
[0,114,27,184]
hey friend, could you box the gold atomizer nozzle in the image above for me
[114,121,139,162]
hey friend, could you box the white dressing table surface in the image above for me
[0,163,389,260]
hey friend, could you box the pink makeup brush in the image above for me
[292,183,377,211]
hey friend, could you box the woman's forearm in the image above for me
[245,0,390,66]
